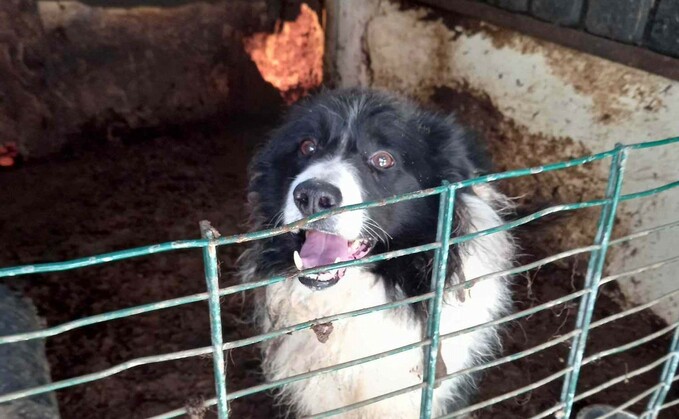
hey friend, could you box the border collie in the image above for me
[239,88,514,418]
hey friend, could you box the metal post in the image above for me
[200,221,229,418]
[643,325,679,418]
[420,182,456,418]
[559,145,628,418]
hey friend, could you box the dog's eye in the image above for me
[299,139,317,156]
[369,151,395,169]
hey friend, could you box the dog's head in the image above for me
[247,89,489,295]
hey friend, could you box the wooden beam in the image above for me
[417,0,679,82]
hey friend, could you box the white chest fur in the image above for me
[258,194,513,418]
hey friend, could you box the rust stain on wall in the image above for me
[429,85,613,255]
[244,4,324,104]
[466,21,669,124]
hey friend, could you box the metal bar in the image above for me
[199,221,229,418]
[583,322,679,366]
[0,240,206,278]
[0,138,678,416]
[309,332,580,419]
[143,243,676,418]
[589,288,679,330]
[644,325,679,418]
[0,243,440,347]
[1,175,676,280]
[660,396,679,410]
[446,245,598,294]
[609,219,679,246]
[420,183,457,418]
[625,136,679,150]
[1,242,675,406]
[437,331,578,386]
[226,340,429,401]
[536,354,674,419]
[307,383,424,419]
[0,345,213,404]
[4,276,672,408]
[600,255,679,286]
[441,290,587,342]
[559,145,628,418]
[438,369,572,419]
[0,242,596,347]
[574,354,671,403]
[601,384,662,419]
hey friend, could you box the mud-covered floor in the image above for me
[1,109,677,418]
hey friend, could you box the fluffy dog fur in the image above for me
[239,88,514,418]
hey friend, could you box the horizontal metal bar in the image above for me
[609,220,679,246]
[225,340,430,401]
[528,404,564,419]
[302,333,579,419]
[306,383,424,418]
[574,354,672,402]
[148,401,217,419]
[624,136,679,150]
[583,322,679,366]
[446,245,599,293]
[437,368,572,418]
[0,291,214,345]
[222,293,434,350]
[600,255,679,286]
[0,345,213,404]
[0,243,439,346]
[0,240,205,278]
[602,384,662,419]
[4,229,674,348]
[215,187,447,247]
[306,334,580,418]
[589,288,679,331]
[1,172,676,280]
[660,396,679,410]
[3,246,675,406]
[217,243,442,295]
[451,201,606,246]
[440,289,587,342]
[436,331,579,386]
[538,354,674,417]
[6,241,675,405]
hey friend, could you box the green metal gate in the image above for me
[1,137,678,418]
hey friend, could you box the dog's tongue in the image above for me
[300,231,350,269]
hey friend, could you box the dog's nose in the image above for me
[293,179,342,215]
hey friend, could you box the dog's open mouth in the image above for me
[293,230,374,290]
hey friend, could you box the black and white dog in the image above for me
[239,89,514,418]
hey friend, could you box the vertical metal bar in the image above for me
[559,145,628,418]
[200,221,229,418]
[420,182,456,418]
[643,325,679,418]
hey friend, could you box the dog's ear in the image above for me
[413,111,496,302]
[246,122,300,227]
[414,111,491,185]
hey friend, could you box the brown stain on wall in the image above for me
[454,18,670,124]
[429,85,608,256]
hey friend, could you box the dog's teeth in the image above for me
[350,241,360,251]
[293,251,304,270]
[334,257,341,264]
[291,228,299,234]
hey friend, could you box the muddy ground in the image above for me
[1,106,677,418]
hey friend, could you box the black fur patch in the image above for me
[246,88,492,317]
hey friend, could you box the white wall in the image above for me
[326,0,679,322]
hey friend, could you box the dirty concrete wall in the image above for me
[326,0,679,323]
[1,0,285,157]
